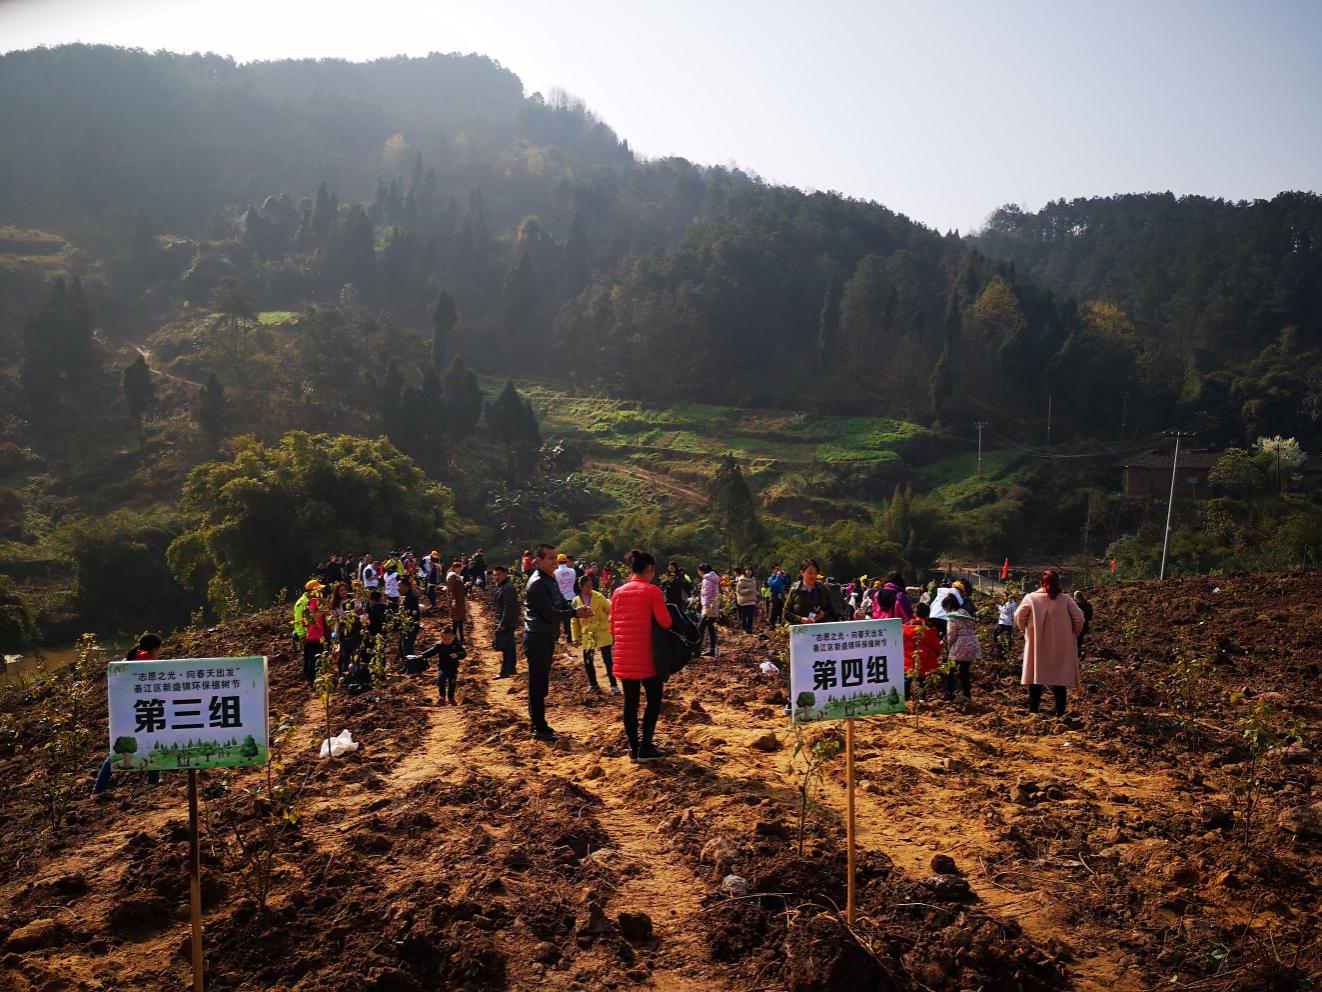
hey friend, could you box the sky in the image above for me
[3,0,1320,233]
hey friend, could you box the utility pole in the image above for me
[1046,394,1053,451]
[1120,391,1130,437]
[1159,431,1198,580]
[974,421,988,479]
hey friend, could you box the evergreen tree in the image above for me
[430,288,457,370]
[19,278,67,399]
[501,252,535,369]
[563,213,590,298]
[484,379,541,480]
[817,266,842,369]
[64,276,97,377]
[197,372,226,448]
[122,353,156,444]
[707,453,765,557]
[417,364,447,471]
[313,181,334,241]
[211,277,256,369]
[442,356,483,442]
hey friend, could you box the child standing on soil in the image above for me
[417,626,467,705]
[903,602,942,702]
[571,573,619,695]
[995,591,1018,658]
[942,594,981,701]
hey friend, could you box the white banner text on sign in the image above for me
[789,618,905,722]
[106,656,269,772]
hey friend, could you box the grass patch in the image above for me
[257,311,299,325]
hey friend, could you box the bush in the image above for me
[169,432,460,611]
[54,508,197,636]
[0,575,40,650]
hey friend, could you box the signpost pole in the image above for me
[845,717,856,926]
[188,769,204,992]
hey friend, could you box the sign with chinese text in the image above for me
[107,657,268,771]
[789,619,905,722]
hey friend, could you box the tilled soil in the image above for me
[0,573,1319,990]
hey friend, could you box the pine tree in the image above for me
[20,278,67,399]
[197,372,226,448]
[501,252,535,369]
[122,353,156,445]
[563,213,589,298]
[442,356,483,442]
[484,379,541,480]
[817,266,841,369]
[430,289,457,370]
[417,364,447,471]
[64,276,96,377]
[707,453,765,558]
[212,277,256,369]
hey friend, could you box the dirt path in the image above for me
[450,602,1205,991]
[585,460,707,506]
[133,343,205,389]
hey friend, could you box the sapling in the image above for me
[1159,648,1214,749]
[1233,699,1303,847]
[790,723,843,856]
[313,645,337,760]
[36,633,102,828]
[231,714,302,912]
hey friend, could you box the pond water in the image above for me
[2,640,130,689]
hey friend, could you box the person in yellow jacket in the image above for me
[292,580,319,647]
[571,573,618,695]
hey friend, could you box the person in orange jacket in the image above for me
[903,602,942,702]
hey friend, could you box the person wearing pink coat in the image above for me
[1014,569,1085,717]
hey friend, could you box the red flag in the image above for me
[1110,558,1117,573]
[1000,558,1009,581]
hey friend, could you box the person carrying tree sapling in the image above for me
[571,572,618,694]
[415,625,467,705]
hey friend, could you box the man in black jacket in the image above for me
[524,543,591,742]
[490,564,518,679]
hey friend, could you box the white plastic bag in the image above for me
[319,728,359,758]
[759,660,779,675]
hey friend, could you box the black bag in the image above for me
[652,603,700,681]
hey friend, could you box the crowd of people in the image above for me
[288,544,1095,764]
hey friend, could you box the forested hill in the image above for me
[973,193,1322,445]
[1,45,1320,447]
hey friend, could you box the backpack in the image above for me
[652,603,700,682]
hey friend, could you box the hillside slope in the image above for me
[0,574,1317,990]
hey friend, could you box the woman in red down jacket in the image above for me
[610,549,673,763]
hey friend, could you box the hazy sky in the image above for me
[3,0,1320,232]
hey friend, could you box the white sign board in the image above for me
[789,618,906,722]
[107,656,269,771]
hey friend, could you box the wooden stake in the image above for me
[845,717,856,925]
[188,769,204,992]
